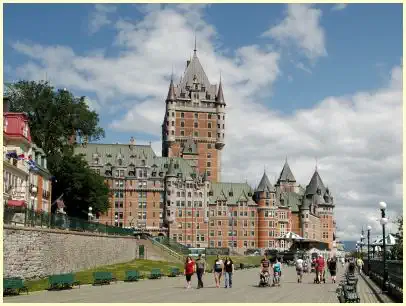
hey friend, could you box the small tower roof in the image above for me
[255,171,275,192]
[216,80,226,105]
[166,77,176,101]
[305,169,326,195]
[278,159,296,183]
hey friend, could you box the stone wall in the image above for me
[3,226,138,280]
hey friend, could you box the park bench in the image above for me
[48,273,80,290]
[93,272,117,285]
[124,270,141,282]
[3,278,29,295]
[168,267,179,277]
[148,268,162,279]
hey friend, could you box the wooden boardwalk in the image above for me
[4,265,381,303]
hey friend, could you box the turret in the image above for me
[164,78,176,144]
[215,80,226,150]
[165,159,177,224]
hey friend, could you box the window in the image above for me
[208,114,212,119]
[207,161,211,167]
[181,112,184,118]
[208,132,212,138]
[208,143,212,149]
[181,130,185,136]
[208,122,212,128]
[194,113,198,119]
[181,121,185,127]
[194,131,198,137]
[194,122,198,128]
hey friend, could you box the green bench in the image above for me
[93,272,117,285]
[124,270,141,282]
[148,268,162,279]
[48,273,80,290]
[168,267,180,277]
[3,278,29,295]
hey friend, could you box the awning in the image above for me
[7,200,27,207]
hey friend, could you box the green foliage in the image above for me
[6,81,109,217]
[391,216,403,260]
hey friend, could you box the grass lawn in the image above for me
[23,256,262,293]
[24,259,184,292]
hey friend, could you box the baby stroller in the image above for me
[259,271,271,287]
[314,269,326,284]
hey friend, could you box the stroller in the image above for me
[314,269,326,284]
[259,271,271,287]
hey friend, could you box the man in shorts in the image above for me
[295,257,304,283]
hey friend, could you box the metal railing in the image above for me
[3,206,135,237]
[153,236,190,255]
[148,237,184,261]
[363,258,403,302]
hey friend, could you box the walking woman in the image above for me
[224,256,234,288]
[184,256,195,289]
[328,256,337,283]
[213,255,224,288]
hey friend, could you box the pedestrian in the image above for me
[195,254,206,289]
[213,255,224,288]
[356,257,364,274]
[184,256,195,289]
[341,257,345,268]
[223,256,234,288]
[316,254,325,283]
[328,256,337,283]
[272,257,282,287]
[295,256,304,283]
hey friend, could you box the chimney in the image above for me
[186,60,190,68]
[3,97,10,113]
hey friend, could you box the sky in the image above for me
[4,3,403,241]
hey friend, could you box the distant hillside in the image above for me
[341,241,357,251]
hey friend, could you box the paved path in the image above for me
[4,266,381,303]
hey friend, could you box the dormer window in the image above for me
[118,159,123,166]
[106,153,112,158]
[229,192,233,197]
[164,163,168,168]
[141,160,146,166]
[152,171,156,177]
[159,172,164,177]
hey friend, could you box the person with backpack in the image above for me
[213,255,224,288]
[223,256,234,288]
[195,254,206,289]
[184,256,195,289]
[295,256,304,283]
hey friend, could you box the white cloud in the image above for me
[262,4,327,60]
[88,4,117,34]
[331,4,348,11]
[10,5,402,241]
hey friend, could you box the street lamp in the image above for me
[379,201,388,292]
[88,206,93,222]
[31,186,38,210]
[115,214,118,227]
[367,225,371,275]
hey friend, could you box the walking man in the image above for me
[195,254,206,289]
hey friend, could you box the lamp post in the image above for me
[115,214,118,227]
[379,201,388,293]
[88,206,93,222]
[31,186,38,210]
[367,225,371,276]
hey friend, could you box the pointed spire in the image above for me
[305,169,326,195]
[166,76,176,101]
[255,171,274,193]
[277,159,296,183]
[216,76,225,105]
[194,33,197,54]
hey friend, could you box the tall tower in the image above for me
[162,48,226,182]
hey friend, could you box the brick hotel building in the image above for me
[75,48,336,252]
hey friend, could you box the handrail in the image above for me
[148,237,184,261]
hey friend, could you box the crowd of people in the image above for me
[183,253,348,289]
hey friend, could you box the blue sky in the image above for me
[3,4,403,240]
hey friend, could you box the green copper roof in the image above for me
[209,182,255,205]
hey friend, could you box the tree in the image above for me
[391,216,403,260]
[6,81,109,218]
